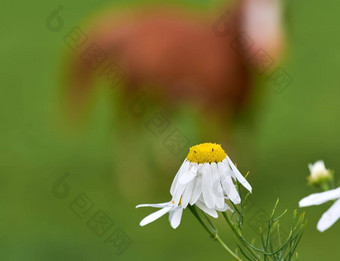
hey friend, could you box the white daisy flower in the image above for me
[307,160,332,186]
[299,187,340,232]
[170,143,252,211]
[137,143,252,228]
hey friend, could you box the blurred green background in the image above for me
[1,0,340,260]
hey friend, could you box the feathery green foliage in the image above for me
[189,179,306,261]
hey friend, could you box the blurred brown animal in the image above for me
[61,0,285,200]
[65,0,284,120]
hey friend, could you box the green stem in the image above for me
[189,206,243,261]
[222,211,259,259]
[321,183,329,191]
[215,234,243,261]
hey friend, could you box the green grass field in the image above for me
[1,0,340,260]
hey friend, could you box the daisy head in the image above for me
[307,160,333,186]
[137,143,252,228]
[137,142,252,229]
[171,143,252,210]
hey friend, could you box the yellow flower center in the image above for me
[186,143,227,164]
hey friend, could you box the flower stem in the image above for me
[321,183,329,191]
[222,211,259,259]
[188,205,243,261]
[215,234,243,261]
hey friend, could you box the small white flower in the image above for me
[299,187,340,232]
[309,161,328,177]
[137,143,252,228]
[307,160,332,186]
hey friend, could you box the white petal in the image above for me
[309,160,327,176]
[222,159,235,180]
[219,165,241,204]
[181,179,195,208]
[211,162,224,208]
[170,160,189,195]
[299,187,340,207]
[201,163,215,209]
[317,199,340,232]
[169,207,183,229]
[195,199,218,218]
[171,164,190,205]
[140,206,172,226]
[227,156,252,192]
[178,164,198,184]
[172,183,186,206]
[189,175,202,205]
[216,202,232,212]
[136,202,171,208]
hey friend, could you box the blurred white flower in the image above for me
[299,187,340,232]
[137,143,252,228]
[308,160,332,186]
